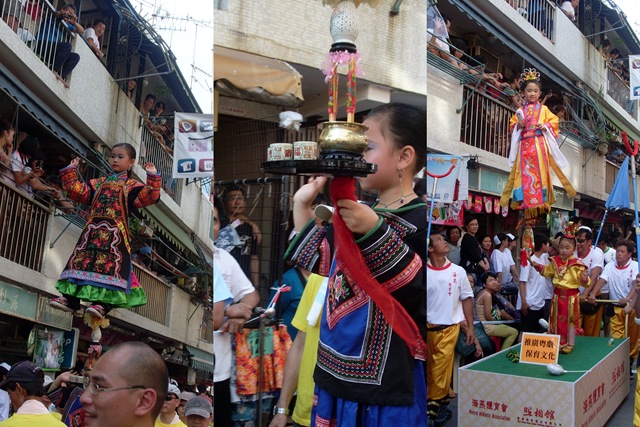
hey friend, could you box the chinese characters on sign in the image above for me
[517,406,559,426]
[519,332,560,365]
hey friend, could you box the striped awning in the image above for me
[186,344,214,373]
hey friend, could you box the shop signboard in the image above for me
[551,187,574,211]
[61,328,79,370]
[479,168,509,196]
[0,281,37,321]
[33,328,64,370]
[426,154,464,203]
[36,295,73,331]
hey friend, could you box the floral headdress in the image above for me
[520,68,540,85]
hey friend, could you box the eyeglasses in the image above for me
[576,238,587,243]
[165,395,178,401]
[83,377,145,396]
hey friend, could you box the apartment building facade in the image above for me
[0,0,213,383]
[428,0,640,238]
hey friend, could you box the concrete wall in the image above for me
[0,21,213,250]
[214,0,426,96]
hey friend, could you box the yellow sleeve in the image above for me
[509,113,519,132]
[541,105,559,135]
[291,274,324,334]
[540,262,556,279]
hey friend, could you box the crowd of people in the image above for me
[426,214,640,425]
[0,342,213,426]
[214,102,427,427]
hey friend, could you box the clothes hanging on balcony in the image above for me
[500,101,576,219]
[55,166,161,308]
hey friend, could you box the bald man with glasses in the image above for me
[80,342,168,427]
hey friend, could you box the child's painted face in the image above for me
[523,83,541,103]
[110,146,134,173]
[558,239,575,260]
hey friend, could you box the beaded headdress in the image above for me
[520,68,540,85]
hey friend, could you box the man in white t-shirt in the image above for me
[589,239,639,363]
[518,234,553,332]
[427,232,475,427]
[212,197,259,427]
[577,227,605,337]
[560,0,579,22]
[490,233,518,286]
[597,232,615,337]
[84,20,106,59]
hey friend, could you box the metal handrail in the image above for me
[0,179,50,271]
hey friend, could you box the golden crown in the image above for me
[520,68,540,83]
[563,221,578,239]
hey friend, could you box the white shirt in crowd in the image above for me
[427,260,473,325]
[576,246,604,293]
[490,247,515,285]
[213,245,255,383]
[601,247,615,266]
[517,253,552,311]
[598,259,639,301]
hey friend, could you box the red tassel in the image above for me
[520,249,528,267]
[330,177,426,359]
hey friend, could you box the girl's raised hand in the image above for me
[336,199,379,235]
[293,176,327,206]
[143,162,157,174]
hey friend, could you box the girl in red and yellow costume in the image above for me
[530,223,589,353]
[500,69,576,219]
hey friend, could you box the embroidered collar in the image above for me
[106,171,129,182]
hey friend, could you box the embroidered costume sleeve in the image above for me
[131,173,161,208]
[59,165,94,205]
[284,219,333,276]
[355,215,424,298]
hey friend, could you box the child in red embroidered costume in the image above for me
[530,223,589,353]
[50,143,161,319]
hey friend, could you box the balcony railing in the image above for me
[1,0,77,79]
[0,179,50,271]
[460,85,516,157]
[139,125,182,204]
[606,65,635,116]
[128,262,170,325]
[503,0,556,43]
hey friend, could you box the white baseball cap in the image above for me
[168,383,181,398]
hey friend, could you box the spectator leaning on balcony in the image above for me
[84,19,106,59]
[560,0,579,22]
[10,137,58,199]
[0,119,15,185]
[37,3,84,86]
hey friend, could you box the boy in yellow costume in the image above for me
[501,69,576,219]
[530,223,589,354]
